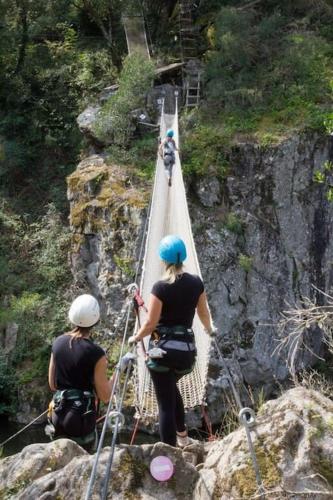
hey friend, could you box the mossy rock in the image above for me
[221,440,282,497]
[67,161,148,232]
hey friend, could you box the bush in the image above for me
[0,202,72,415]
[203,2,333,140]
[181,122,229,177]
[94,54,155,145]
[0,355,16,415]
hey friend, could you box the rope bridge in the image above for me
[133,101,212,420]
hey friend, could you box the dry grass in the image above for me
[274,287,333,380]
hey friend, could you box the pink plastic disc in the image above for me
[150,456,174,481]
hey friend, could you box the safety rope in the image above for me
[128,287,148,445]
[0,409,48,450]
[201,404,216,441]
[84,298,134,500]
[101,344,135,499]
[213,339,266,498]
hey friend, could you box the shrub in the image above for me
[225,212,244,235]
[181,123,229,177]
[203,2,333,140]
[239,253,253,272]
[94,54,155,145]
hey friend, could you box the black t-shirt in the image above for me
[151,272,204,328]
[52,334,105,392]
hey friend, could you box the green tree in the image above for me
[95,53,155,145]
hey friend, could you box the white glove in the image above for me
[119,352,136,372]
[128,335,138,345]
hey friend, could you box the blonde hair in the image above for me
[66,326,91,348]
[162,263,184,284]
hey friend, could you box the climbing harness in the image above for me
[213,339,266,498]
[47,389,97,446]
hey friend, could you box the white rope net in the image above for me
[123,15,151,58]
[133,103,212,420]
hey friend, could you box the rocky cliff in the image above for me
[68,130,333,422]
[192,132,333,419]
[67,154,149,328]
[1,388,332,499]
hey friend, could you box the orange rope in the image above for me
[130,417,141,445]
[201,404,216,441]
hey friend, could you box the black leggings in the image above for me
[149,369,186,446]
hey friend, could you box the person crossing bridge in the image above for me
[129,235,216,447]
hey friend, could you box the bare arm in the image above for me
[133,294,162,342]
[48,354,56,391]
[94,355,116,403]
[196,292,214,333]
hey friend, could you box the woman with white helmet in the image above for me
[128,235,215,447]
[48,294,133,450]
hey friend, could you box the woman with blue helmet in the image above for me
[158,129,178,187]
[129,235,215,447]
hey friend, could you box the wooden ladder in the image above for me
[185,70,201,107]
[179,0,198,62]
[179,1,202,107]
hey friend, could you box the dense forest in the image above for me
[1,0,333,416]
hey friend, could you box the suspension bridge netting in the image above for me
[123,15,150,58]
[133,102,212,420]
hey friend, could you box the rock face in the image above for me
[190,133,333,419]
[1,388,332,499]
[66,133,333,423]
[196,386,333,499]
[67,154,149,327]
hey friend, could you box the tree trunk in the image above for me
[14,5,28,75]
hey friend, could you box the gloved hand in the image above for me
[204,324,218,337]
[128,335,138,345]
[118,352,136,372]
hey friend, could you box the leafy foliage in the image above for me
[0,0,121,210]
[203,1,333,141]
[0,202,72,415]
[94,54,155,145]
[313,160,333,202]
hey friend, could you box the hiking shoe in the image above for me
[176,434,198,448]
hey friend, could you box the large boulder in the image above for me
[1,388,332,499]
[67,154,149,326]
[191,132,333,421]
[195,387,333,499]
[0,441,199,499]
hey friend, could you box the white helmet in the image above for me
[68,294,100,327]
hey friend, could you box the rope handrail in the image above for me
[0,410,48,449]
[213,339,265,498]
[84,295,136,500]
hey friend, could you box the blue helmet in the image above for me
[158,235,187,264]
[166,129,174,138]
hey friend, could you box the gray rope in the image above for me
[84,299,133,500]
[213,339,265,498]
[0,409,48,449]
[101,349,134,499]
[134,196,152,285]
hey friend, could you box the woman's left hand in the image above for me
[128,335,138,345]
